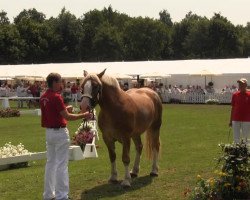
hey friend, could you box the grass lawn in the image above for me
[0,104,232,200]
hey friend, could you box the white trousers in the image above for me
[43,128,70,200]
[232,121,250,144]
[71,94,78,105]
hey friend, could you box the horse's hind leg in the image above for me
[103,138,118,183]
[130,136,143,178]
[146,128,160,177]
[121,137,132,187]
[151,128,160,177]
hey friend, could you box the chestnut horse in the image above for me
[81,69,162,187]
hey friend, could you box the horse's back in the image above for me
[126,87,162,130]
[126,88,162,107]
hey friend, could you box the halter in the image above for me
[81,80,102,110]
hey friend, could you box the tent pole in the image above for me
[205,76,207,88]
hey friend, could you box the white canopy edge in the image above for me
[0,58,250,79]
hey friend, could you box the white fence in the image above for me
[161,93,232,104]
[0,91,16,97]
[1,91,233,105]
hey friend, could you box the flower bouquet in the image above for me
[72,121,95,151]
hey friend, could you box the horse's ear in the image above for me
[97,69,106,78]
[83,70,88,77]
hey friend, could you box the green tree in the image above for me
[242,22,250,57]
[172,12,203,59]
[123,17,170,60]
[0,25,25,64]
[92,22,123,61]
[14,8,46,24]
[80,9,105,61]
[51,8,83,62]
[159,10,173,27]
[183,18,211,58]
[80,6,129,61]
[208,13,242,58]
[0,10,10,25]
[15,18,52,63]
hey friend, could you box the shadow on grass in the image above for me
[0,162,29,171]
[81,175,153,199]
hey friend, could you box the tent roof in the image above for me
[0,58,250,78]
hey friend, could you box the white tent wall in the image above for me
[1,58,250,89]
[212,74,250,89]
[161,74,250,90]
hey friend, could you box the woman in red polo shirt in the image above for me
[229,78,250,145]
[40,73,93,200]
[71,83,78,106]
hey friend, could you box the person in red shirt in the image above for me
[71,83,78,106]
[40,73,92,200]
[229,78,250,145]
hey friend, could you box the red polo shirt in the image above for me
[71,85,78,94]
[231,91,250,122]
[40,89,67,128]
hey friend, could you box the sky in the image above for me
[1,0,250,25]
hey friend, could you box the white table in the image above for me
[0,97,10,108]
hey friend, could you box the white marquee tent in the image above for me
[0,58,250,89]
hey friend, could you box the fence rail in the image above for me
[161,93,232,104]
[1,91,233,105]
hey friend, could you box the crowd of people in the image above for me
[145,81,239,95]
[0,80,82,108]
[0,79,241,107]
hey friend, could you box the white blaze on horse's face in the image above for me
[83,80,92,98]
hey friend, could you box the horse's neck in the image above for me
[99,84,124,109]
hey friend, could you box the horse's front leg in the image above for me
[103,138,118,183]
[121,137,131,187]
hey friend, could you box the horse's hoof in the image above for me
[121,180,131,188]
[130,173,138,178]
[108,179,119,184]
[150,172,158,177]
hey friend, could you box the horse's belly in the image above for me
[98,113,130,141]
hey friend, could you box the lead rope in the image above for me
[228,128,232,142]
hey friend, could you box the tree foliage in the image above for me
[0,8,249,64]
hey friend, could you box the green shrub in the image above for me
[190,142,250,200]
[205,99,219,105]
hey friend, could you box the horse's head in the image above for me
[80,69,106,109]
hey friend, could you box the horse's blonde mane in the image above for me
[81,73,120,90]
[101,75,120,88]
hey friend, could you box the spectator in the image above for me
[16,84,26,108]
[231,85,238,93]
[172,85,182,94]
[71,83,78,106]
[123,83,129,91]
[229,78,250,145]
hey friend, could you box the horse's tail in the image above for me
[145,128,161,160]
[145,90,162,160]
